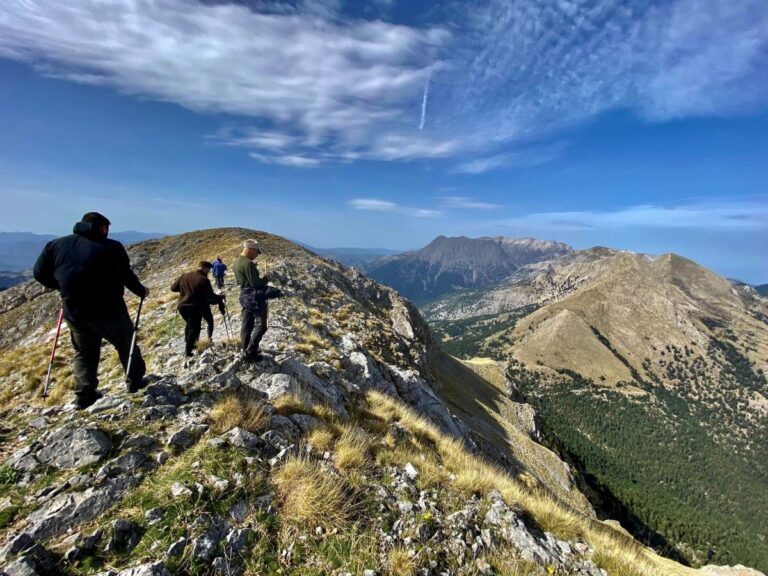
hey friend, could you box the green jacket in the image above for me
[233,255,268,289]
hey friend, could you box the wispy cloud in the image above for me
[349,198,442,218]
[453,0,768,146]
[249,153,321,167]
[455,143,567,174]
[495,199,768,232]
[439,196,501,210]
[349,199,398,212]
[0,0,451,165]
[0,0,766,169]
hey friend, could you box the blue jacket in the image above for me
[212,260,227,277]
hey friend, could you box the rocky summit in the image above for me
[363,236,573,303]
[0,228,762,576]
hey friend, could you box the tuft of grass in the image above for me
[273,392,308,416]
[0,464,19,486]
[273,456,354,531]
[210,388,269,434]
[523,493,585,541]
[307,427,335,453]
[334,426,373,473]
[295,343,314,356]
[0,504,19,530]
[387,546,417,576]
[482,553,540,575]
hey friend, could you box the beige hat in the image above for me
[243,239,260,250]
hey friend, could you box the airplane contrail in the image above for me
[419,74,431,130]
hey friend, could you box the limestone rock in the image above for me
[36,426,112,470]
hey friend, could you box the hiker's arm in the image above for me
[245,261,268,289]
[202,278,224,304]
[170,276,181,293]
[33,243,58,290]
[116,243,148,298]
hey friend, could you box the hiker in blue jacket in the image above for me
[212,257,227,290]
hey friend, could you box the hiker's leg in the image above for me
[94,313,146,385]
[180,307,202,355]
[202,306,214,339]
[240,306,254,352]
[66,320,101,396]
[246,303,268,356]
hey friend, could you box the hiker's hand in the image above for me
[218,302,226,314]
[143,286,151,298]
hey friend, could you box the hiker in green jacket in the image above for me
[233,239,270,360]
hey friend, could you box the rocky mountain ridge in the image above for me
[0,228,759,576]
[423,246,768,571]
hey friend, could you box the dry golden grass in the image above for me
[302,331,328,348]
[334,426,373,472]
[295,343,314,356]
[273,456,353,531]
[482,553,539,576]
[523,493,585,541]
[210,389,269,434]
[590,535,665,576]
[364,390,694,576]
[386,546,417,576]
[273,392,308,416]
[307,427,335,452]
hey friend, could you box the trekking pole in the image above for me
[125,297,144,383]
[221,300,232,340]
[42,307,64,399]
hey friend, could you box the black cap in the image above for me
[81,212,111,228]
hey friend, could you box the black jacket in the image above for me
[33,222,147,323]
[170,270,224,309]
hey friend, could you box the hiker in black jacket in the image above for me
[33,212,150,409]
[170,261,225,357]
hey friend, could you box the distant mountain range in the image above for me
[757,284,768,296]
[0,231,166,272]
[304,245,400,267]
[362,236,573,302]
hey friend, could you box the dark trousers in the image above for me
[241,302,268,356]
[214,275,225,289]
[66,312,145,395]
[202,307,214,339]
[179,306,204,355]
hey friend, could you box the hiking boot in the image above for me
[75,389,103,410]
[241,351,263,363]
[127,378,148,394]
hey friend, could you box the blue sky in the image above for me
[0,0,767,282]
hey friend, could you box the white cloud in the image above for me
[0,0,452,164]
[349,199,397,211]
[349,198,443,218]
[249,153,321,167]
[495,199,768,232]
[0,0,766,170]
[439,196,501,210]
[454,143,567,174]
[453,0,768,147]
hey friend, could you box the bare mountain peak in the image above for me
[364,235,574,302]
